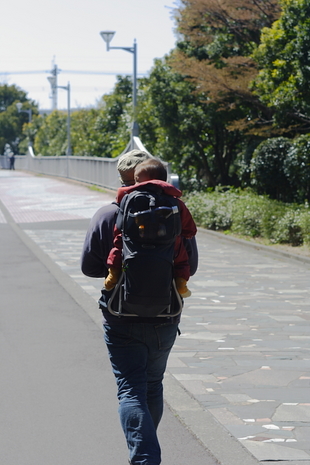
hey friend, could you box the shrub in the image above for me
[298,207,310,245]
[185,188,235,230]
[284,135,310,203]
[250,137,293,201]
[230,194,266,237]
[185,188,310,246]
[231,193,287,239]
[270,208,303,246]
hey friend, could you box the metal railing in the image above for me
[2,138,178,190]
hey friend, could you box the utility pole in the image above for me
[47,63,60,110]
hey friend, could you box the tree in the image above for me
[250,137,293,200]
[252,0,310,132]
[34,111,67,156]
[284,135,310,202]
[172,0,280,105]
[0,84,38,153]
[19,114,44,153]
[138,57,244,188]
[155,0,281,188]
[92,75,132,157]
[70,75,133,158]
[71,108,101,156]
[0,83,28,112]
[32,76,132,157]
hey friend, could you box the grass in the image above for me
[87,184,108,193]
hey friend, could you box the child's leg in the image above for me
[174,275,191,298]
[104,267,121,290]
[174,238,191,297]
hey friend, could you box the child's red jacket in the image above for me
[107,180,197,281]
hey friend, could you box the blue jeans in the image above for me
[104,321,178,465]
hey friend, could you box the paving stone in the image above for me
[242,388,310,404]
[226,424,273,438]
[242,440,310,461]
[273,404,310,422]
[295,426,310,442]
[221,368,303,387]
[180,331,227,341]
[228,403,279,421]
[177,380,209,396]
[166,357,188,368]
[209,407,244,425]
[172,373,217,382]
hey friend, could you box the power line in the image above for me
[0,70,146,76]
[0,64,148,110]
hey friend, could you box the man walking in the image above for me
[9,153,15,170]
[81,149,198,465]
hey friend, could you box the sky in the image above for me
[0,0,179,110]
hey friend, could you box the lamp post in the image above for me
[16,103,32,123]
[100,31,139,144]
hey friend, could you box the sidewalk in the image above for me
[1,170,310,465]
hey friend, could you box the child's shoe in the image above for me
[104,267,121,290]
[175,277,191,298]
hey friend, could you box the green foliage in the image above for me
[270,208,303,245]
[32,76,132,157]
[138,57,244,188]
[186,188,310,246]
[19,115,43,153]
[34,111,67,156]
[252,0,310,130]
[298,206,310,244]
[284,134,310,202]
[165,0,282,187]
[250,137,293,200]
[184,187,236,230]
[93,76,132,157]
[249,134,310,203]
[0,83,28,112]
[71,109,101,156]
[231,194,271,237]
[0,83,38,153]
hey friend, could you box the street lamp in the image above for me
[100,30,139,143]
[16,102,32,123]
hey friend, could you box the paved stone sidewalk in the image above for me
[1,170,310,464]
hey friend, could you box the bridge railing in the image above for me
[4,137,178,190]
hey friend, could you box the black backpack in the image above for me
[107,184,183,317]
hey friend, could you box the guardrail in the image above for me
[2,138,179,190]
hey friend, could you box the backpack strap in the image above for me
[115,194,129,231]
